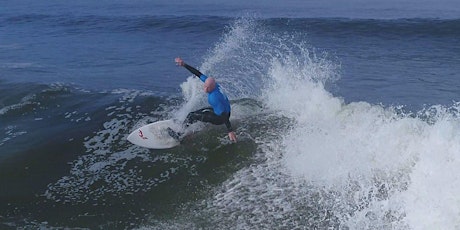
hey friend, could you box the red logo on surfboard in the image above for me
[138,130,148,140]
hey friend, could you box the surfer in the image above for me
[169,57,237,142]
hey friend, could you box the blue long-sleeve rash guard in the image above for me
[184,63,231,116]
[198,74,231,115]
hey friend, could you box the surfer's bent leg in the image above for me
[169,107,212,140]
[170,108,232,140]
[184,108,231,130]
[184,108,214,127]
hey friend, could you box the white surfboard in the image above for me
[127,119,182,149]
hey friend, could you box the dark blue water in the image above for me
[1,1,460,229]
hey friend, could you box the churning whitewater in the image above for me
[137,18,460,229]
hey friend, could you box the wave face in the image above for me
[137,18,460,230]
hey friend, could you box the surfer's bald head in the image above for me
[204,77,216,93]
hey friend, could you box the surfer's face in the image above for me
[204,77,216,93]
[204,84,211,93]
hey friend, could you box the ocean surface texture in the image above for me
[1,0,460,229]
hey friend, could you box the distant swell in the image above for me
[2,14,459,36]
[1,14,231,34]
[281,18,460,37]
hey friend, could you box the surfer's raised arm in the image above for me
[175,57,203,78]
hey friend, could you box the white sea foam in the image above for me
[1,126,28,147]
[262,24,460,230]
[44,89,181,204]
[0,62,36,69]
[0,93,36,115]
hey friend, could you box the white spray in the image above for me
[183,17,460,229]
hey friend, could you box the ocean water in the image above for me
[1,0,460,229]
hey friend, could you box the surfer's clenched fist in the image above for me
[175,57,184,66]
